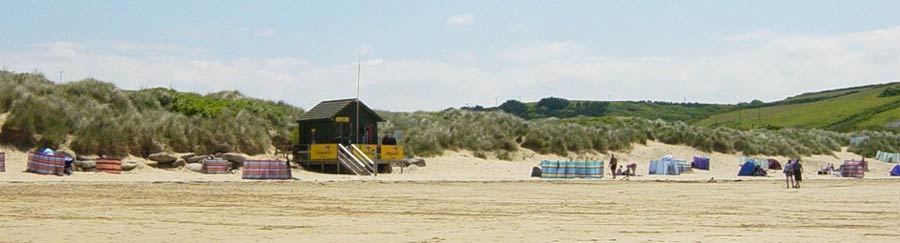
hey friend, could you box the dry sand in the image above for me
[1,142,899,242]
[1,180,898,243]
[1,141,897,182]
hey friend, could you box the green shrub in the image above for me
[879,87,900,97]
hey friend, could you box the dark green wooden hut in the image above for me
[296,98,384,146]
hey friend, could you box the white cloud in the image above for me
[3,25,900,111]
[445,13,474,26]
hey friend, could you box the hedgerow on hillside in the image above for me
[495,97,732,122]
[0,71,303,157]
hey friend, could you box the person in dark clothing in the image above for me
[381,134,397,145]
[793,159,803,188]
[64,157,74,176]
[609,154,618,179]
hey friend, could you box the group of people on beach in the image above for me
[609,154,636,180]
[783,159,803,188]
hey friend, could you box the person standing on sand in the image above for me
[793,159,803,188]
[609,154,618,179]
[784,159,794,189]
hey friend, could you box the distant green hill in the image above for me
[485,97,734,123]
[485,82,900,132]
[695,82,900,131]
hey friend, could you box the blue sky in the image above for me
[2,0,900,111]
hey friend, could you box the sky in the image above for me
[2,0,900,111]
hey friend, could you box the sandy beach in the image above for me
[1,180,898,243]
[2,141,896,182]
[1,142,899,243]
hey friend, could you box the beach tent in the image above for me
[242,160,292,180]
[767,159,782,170]
[876,151,899,163]
[201,159,231,174]
[649,156,682,175]
[95,159,122,174]
[0,152,5,172]
[540,160,603,179]
[738,162,757,176]
[531,166,542,177]
[26,151,65,176]
[40,148,55,156]
[890,164,900,176]
[691,156,710,170]
[738,158,767,176]
[840,160,865,178]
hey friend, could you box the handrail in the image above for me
[338,145,370,174]
[349,144,376,173]
[337,151,368,175]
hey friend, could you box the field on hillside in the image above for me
[696,84,900,131]
[1,180,898,243]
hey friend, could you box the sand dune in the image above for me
[2,142,899,242]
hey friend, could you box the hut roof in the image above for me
[298,98,384,122]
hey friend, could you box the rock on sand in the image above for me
[186,155,207,164]
[121,160,140,171]
[148,152,178,163]
[220,153,248,167]
[75,160,96,171]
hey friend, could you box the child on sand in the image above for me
[616,166,623,177]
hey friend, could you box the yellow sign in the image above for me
[335,117,350,123]
[310,144,338,160]
[381,145,404,160]
[357,144,377,159]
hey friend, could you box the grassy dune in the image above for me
[1,71,897,160]
[381,109,899,159]
[0,71,303,157]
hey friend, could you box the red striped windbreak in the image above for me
[841,160,865,178]
[96,159,122,174]
[0,152,5,172]
[27,151,65,176]
[242,160,291,180]
[201,159,231,174]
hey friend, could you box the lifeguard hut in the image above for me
[292,98,404,175]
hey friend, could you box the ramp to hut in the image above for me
[337,144,375,176]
